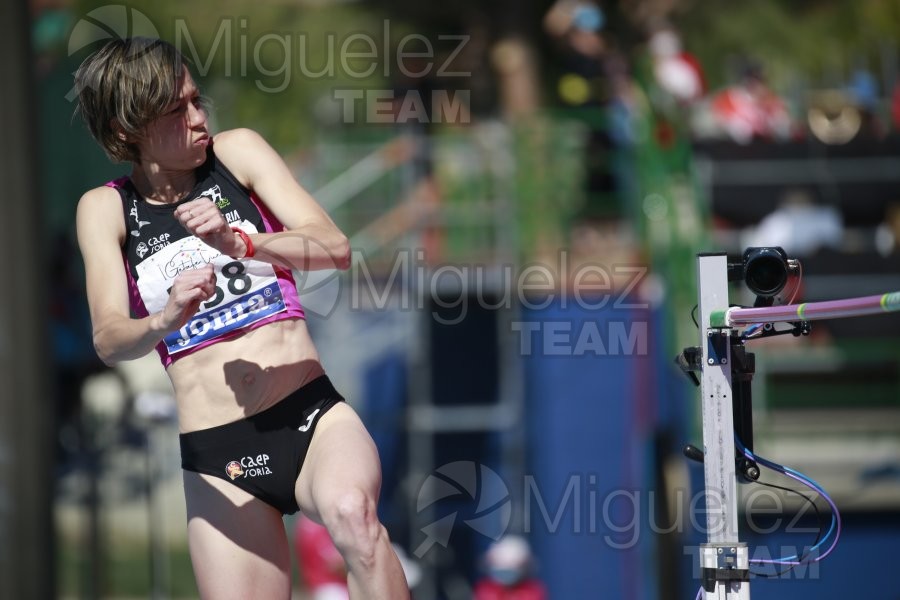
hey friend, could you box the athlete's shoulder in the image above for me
[78,183,123,212]
[77,183,127,238]
[212,128,282,187]
[213,128,270,153]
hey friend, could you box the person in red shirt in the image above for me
[473,536,547,600]
[710,62,792,143]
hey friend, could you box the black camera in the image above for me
[729,247,798,307]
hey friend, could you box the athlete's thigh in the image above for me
[294,402,383,522]
[183,471,291,599]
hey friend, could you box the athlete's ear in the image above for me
[111,119,129,142]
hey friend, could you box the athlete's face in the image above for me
[135,68,209,169]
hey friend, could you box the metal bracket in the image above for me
[707,329,730,366]
[700,543,750,594]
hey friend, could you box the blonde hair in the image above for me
[74,37,187,162]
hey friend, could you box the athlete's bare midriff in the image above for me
[166,317,325,433]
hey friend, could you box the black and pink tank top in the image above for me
[107,144,304,367]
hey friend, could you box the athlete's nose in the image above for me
[187,100,207,129]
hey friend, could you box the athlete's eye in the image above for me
[192,95,209,113]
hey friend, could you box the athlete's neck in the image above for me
[130,163,197,205]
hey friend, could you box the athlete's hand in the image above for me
[174,198,243,257]
[157,263,217,331]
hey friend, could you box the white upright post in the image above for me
[696,253,750,599]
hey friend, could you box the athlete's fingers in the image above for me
[175,201,213,233]
[197,274,217,298]
[175,201,232,253]
[159,287,204,331]
[174,199,208,221]
[193,269,217,297]
[170,265,215,299]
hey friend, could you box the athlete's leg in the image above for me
[184,471,292,599]
[295,402,410,599]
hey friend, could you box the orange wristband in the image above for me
[231,227,254,258]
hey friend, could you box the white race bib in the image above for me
[134,221,287,354]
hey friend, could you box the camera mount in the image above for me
[681,249,900,599]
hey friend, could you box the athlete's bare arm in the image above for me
[76,186,217,365]
[173,128,351,272]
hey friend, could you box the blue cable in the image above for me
[741,324,765,340]
[692,441,842,598]
[735,437,842,563]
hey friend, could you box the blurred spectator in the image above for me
[743,190,843,257]
[544,0,609,108]
[647,23,705,105]
[544,1,625,220]
[708,61,793,144]
[639,21,705,154]
[472,536,547,600]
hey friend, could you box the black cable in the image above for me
[735,431,828,578]
[746,476,826,578]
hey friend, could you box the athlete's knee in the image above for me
[323,487,381,568]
